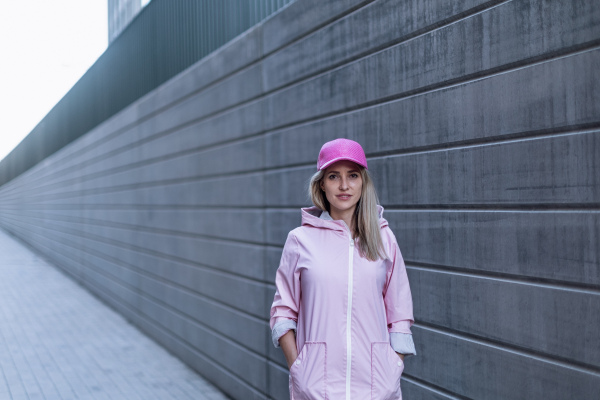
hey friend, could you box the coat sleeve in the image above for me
[269,232,301,348]
[383,230,416,355]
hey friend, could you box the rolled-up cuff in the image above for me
[388,320,414,334]
[271,319,297,348]
[390,332,416,357]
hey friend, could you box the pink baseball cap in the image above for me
[317,138,368,170]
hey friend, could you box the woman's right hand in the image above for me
[279,330,298,369]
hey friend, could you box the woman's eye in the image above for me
[350,173,358,178]
[328,175,337,180]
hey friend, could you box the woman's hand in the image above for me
[279,330,298,369]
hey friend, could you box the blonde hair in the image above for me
[308,166,388,261]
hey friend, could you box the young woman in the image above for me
[270,138,416,400]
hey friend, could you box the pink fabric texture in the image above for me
[270,206,414,399]
[317,138,368,170]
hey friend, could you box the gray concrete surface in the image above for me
[0,0,599,399]
[0,228,229,400]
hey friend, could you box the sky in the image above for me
[0,0,109,162]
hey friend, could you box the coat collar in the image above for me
[300,205,388,231]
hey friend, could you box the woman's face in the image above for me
[320,160,363,216]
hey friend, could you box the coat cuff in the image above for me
[271,319,297,348]
[388,320,413,334]
[390,332,416,357]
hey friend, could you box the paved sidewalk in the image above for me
[0,228,230,400]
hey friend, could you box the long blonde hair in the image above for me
[308,166,388,261]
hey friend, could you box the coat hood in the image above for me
[301,205,389,231]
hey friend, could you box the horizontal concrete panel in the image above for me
[72,237,269,330]
[87,227,266,282]
[132,287,268,393]
[0,214,270,317]
[263,0,600,130]
[49,217,264,276]
[264,0,500,91]
[264,47,600,169]
[133,271,268,356]
[132,98,265,167]
[371,130,600,206]
[409,267,600,367]
[60,62,264,174]
[6,132,196,197]
[400,378,456,400]
[135,276,269,354]
[130,63,263,139]
[0,208,266,280]
[46,225,271,318]
[21,137,264,198]
[32,207,265,244]
[264,208,303,246]
[265,130,600,207]
[171,99,264,150]
[262,0,368,54]
[406,325,600,399]
[11,173,264,207]
[388,210,600,286]
[263,208,600,286]
[5,221,270,356]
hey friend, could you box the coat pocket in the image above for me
[290,342,327,400]
[371,342,403,400]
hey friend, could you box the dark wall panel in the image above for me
[406,325,600,399]
[0,0,598,398]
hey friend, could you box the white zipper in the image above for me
[346,234,354,400]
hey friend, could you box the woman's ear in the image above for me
[320,180,325,191]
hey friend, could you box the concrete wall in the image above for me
[0,0,598,398]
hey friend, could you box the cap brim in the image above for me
[319,156,368,170]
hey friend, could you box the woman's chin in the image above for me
[330,202,358,215]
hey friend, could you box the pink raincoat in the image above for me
[270,206,414,400]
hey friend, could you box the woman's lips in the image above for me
[336,194,352,200]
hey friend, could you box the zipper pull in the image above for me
[349,238,354,247]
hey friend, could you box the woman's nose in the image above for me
[339,178,349,189]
